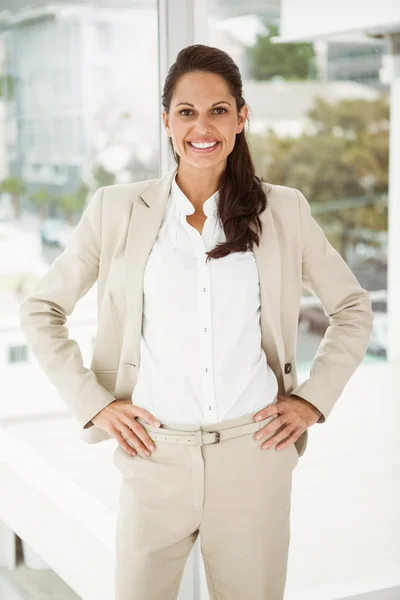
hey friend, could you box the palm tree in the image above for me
[29,187,51,221]
[56,182,89,225]
[0,176,26,220]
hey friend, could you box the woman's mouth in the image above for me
[187,141,220,153]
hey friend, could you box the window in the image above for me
[3,0,159,420]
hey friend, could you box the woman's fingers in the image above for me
[114,429,137,456]
[253,415,286,441]
[134,405,161,428]
[261,426,297,450]
[126,419,157,454]
[117,424,153,457]
[92,401,158,457]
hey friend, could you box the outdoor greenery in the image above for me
[0,74,14,99]
[92,164,116,188]
[0,161,114,223]
[246,23,316,81]
[248,96,389,258]
[29,187,52,220]
[0,177,26,220]
[55,182,89,225]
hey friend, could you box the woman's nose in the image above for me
[194,115,212,131]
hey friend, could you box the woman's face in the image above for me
[162,71,248,171]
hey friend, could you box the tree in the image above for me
[29,187,52,221]
[248,96,389,260]
[55,182,89,225]
[0,75,15,100]
[92,164,116,189]
[0,176,26,220]
[308,96,389,193]
[245,23,316,81]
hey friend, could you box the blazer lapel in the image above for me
[115,167,178,399]
[114,168,286,399]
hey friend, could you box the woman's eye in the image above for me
[179,107,227,116]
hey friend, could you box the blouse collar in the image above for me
[171,173,219,218]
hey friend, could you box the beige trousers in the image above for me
[112,411,299,600]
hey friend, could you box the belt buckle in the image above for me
[211,431,220,444]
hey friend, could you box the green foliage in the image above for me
[0,75,15,99]
[92,164,116,188]
[0,176,26,219]
[29,187,52,220]
[246,23,316,81]
[248,95,389,257]
[0,176,25,195]
[55,182,89,223]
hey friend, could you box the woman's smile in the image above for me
[187,140,221,154]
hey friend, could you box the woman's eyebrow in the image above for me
[175,101,231,107]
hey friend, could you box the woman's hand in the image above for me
[92,400,161,457]
[253,394,321,451]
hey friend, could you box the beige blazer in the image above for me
[19,166,374,457]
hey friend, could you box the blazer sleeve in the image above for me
[290,188,374,423]
[19,186,117,430]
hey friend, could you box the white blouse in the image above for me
[130,173,279,425]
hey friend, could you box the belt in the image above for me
[136,414,276,447]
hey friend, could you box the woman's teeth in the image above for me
[189,141,218,148]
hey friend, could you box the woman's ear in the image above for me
[162,111,171,135]
[237,105,249,134]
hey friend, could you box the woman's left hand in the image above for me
[253,394,322,451]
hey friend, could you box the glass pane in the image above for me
[1,0,159,417]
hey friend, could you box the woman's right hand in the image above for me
[92,400,161,457]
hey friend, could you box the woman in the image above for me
[20,45,374,599]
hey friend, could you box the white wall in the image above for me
[280,0,400,40]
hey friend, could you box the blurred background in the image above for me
[0,1,398,599]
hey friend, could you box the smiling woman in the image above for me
[161,45,271,262]
[18,40,374,600]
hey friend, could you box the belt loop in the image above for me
[195,429,203,446]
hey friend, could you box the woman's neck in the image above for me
[175,164,224,212]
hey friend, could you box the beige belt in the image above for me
[136,415,276,447]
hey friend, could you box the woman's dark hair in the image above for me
[161,44,271,261]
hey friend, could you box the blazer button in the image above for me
[284,362,292,374]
